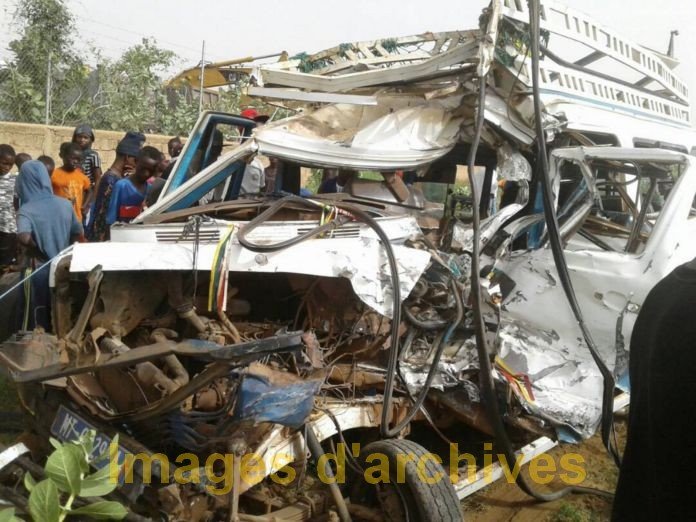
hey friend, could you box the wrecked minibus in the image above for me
[1,0,696,520]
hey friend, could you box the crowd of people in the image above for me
[0,125,173,330]
[0,110,353,332]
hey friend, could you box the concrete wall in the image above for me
[0,121,174,167]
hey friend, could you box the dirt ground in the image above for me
[461,416,627,522]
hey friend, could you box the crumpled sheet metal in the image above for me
[494,249,621,439]
[401,359,481,398]
[255,95,465,170]
[496,318,604,440]
[496,142,532,182]
[68,238,430,318]
[451,202,525,253]
[400,338,481,394]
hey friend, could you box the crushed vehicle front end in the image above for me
[2,1,696,520]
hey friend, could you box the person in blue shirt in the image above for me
[106,146,162,225]
[86,133,141,241]
[15,160,82,330]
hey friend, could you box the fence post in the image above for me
[45,53,52,125]
[198,40,206,114]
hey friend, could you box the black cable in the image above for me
[528,0,621,467]
[238,194,435,439]
[236,193,407,439]
[381,277,464,437]
[403,305,449,330]
[463,2,613,501]
[237,196,351,253]
[318,406,365,474]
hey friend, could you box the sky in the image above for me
[1,0,695,121]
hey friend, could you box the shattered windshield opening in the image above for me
[566,159,687,253]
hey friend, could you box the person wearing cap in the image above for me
[239,108,269,141]
[85,132,141,242]
[240,108,270,125]
[122,131,146,175]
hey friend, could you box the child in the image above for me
[86,133,141,241]
[0,144,17,267]
[37,155,55,176]
[72,124,102,187]
[16,160,82,330]
[14,153,31,171]
[51,142,90,222]
[168,136,183,160]
[107,146,162,225]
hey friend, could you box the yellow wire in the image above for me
[208,225,235,311]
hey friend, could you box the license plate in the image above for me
[51,405,129,473]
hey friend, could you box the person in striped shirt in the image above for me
[73,124,102,225]
[72,124,102,187]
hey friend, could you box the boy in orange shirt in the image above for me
[51,142,91,222]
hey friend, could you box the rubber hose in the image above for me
[381,277,464,437]
[237,196,352,253]
[464,4,612,500]
[527,0,621,467]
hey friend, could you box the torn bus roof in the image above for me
[254,93,467,169]
[241,0,690,128]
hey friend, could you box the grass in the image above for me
[550,502,587,522]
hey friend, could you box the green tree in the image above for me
[159,88,201,135]
[0,0,90,124]
[94,38,176,133]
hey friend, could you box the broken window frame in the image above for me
[547,148,691,255]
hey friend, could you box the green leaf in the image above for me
[69,501,128,520]
[28,479,60,522]
[45,443,85,495]
[24,471,36,492]
[0,507,20,522]
[80,464,118,497]
[77,430,96,460]
[49,437,62,451]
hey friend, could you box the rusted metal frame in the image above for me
[4,332,303,383]
[65,265,103,348]
[625,173,657,253]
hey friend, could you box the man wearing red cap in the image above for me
[240,108,270,125]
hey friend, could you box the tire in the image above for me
[350,438,463,522]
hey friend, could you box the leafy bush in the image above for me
[0,431,128,521]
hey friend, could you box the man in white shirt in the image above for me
[240,157,266,195]
[238,108,270,196]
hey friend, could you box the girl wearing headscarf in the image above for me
[16,160,82,330]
